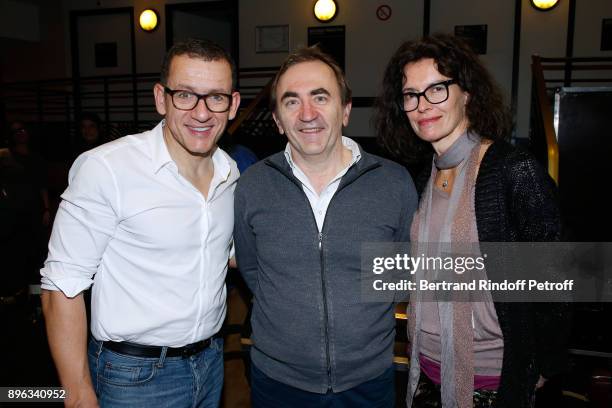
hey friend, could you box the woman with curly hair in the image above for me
[375,34,568,408]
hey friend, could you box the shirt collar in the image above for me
[150,120,174,174]
[149,120,235,185]
[210,146,233,185]
[283,136,362,170]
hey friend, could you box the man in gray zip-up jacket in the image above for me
[234,47,417,407]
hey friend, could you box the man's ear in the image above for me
[153,83,167,116]
[228,91,241,121]
[342,101,352,128]
[272,112,284,134]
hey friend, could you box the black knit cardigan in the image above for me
[414,140,570,408]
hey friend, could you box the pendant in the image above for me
[442,180,448,188]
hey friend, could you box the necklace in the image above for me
[435,132,477,191]
[438,169,452,189]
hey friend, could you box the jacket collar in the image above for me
[265,143,381,190]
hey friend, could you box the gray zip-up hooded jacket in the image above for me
[234,148,417,394]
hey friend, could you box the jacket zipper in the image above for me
[317,229,332,390]
[264,157,381,391]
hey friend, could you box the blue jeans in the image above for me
[88,337,223,408]
[251,363,395,408]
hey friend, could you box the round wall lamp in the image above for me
[530,0,560,11]
[139,9,159,32]
[314,0,337,23]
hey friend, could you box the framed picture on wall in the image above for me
[255,25,289,53]
[94,42,118,68]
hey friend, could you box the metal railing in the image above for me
[0,67,279,146]
[1,73,160,143]
[0,65,380,161]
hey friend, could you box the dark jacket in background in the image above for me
[0,152,38,294]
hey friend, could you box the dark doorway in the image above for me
[165,1,239,71]
[68,8,137,147]
[71,8,135,78]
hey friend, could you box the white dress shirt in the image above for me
[41,121,239,347]
[284,136,361,232]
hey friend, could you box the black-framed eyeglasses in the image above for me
[164,87,233,112]
[402,79,456,112]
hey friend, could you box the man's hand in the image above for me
[535,375,547,390]
[41,290,98,408]
[64,388,99,408]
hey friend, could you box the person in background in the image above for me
[227,143,258,173]
[7,121,50,285]
[0,144,39,384]
[376,34,568,408]
[8,121,50,229]
[73,112,107,159]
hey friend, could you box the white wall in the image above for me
[238,0,423,137]
[574,0,612,57]
[516,0,569,139]
[61,0,218,76]
[38,0,612,137]
[429,0,515,113]
[77,13,133,77]
[570,0,612,85]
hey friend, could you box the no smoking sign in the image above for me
[376,5,392,21]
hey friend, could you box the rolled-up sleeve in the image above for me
[41,154,119,298]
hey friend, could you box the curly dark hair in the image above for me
[375,34,511,163]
